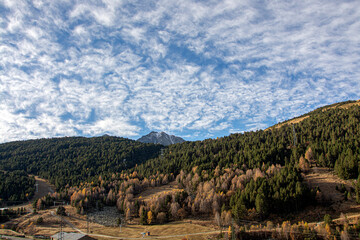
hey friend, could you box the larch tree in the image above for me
[147,211,153,225]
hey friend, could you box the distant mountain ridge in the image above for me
[137,131,185,146]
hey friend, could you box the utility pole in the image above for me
[118,215,123,232]
[87,214,89,234]
[59,216,64,240]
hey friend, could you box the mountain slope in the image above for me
[137,131,185,146]
[0,136,162,189]
[133,101,360,180]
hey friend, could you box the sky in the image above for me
[0,0,360,143]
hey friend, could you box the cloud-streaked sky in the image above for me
[1,0,359,143]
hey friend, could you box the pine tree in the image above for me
[140,206,147,225]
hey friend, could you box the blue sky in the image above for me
[0,0,360,143]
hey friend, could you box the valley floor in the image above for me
[2,167,360,239]
[2,205,220,240]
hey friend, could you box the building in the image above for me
[51,232,96,240]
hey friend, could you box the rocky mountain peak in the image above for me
[137,131,185,146]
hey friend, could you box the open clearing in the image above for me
[32,176,55,200]
[270,115,310,130]
[303,167,360,220]
[324,100,360,110]
[305,167,354,203]
[134,181,183,202]
[4,205,219,240]
[91,220,219,240]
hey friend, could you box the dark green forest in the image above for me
[294,105,360,179]
[0,170,35,205]
[0,136,162,189]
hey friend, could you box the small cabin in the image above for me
[51,232,96,240]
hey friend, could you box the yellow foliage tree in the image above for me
[126,208,131,221]
[82,188,86,196]
[304,222,309,230]
[325,223,332,239]
[147,211,153,225]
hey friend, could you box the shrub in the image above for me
[324,214,332,225]
[56,206,66,216]
[36,217,43,225]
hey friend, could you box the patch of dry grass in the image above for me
[269,115,310,130]
[91,220,218,240]
[326,100,360,110]
[135,181,183,202]
[8,204,219,240]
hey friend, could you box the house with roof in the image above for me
[51,232,96,240]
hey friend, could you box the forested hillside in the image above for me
[0,136,162,189]
[112,102,358,222]
[0,170,35,205]
[132,103,360,181]
[293,104,360,179]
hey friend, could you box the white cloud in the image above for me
[0,0,359,143]
[121,27,146,43]
[82,118,140,137]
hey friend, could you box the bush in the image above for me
[56,206,66,216]
[36,217,43,225]
[157,212,167,224]
[324,214,332,225]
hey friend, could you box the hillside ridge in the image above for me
[268,99,360,130]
